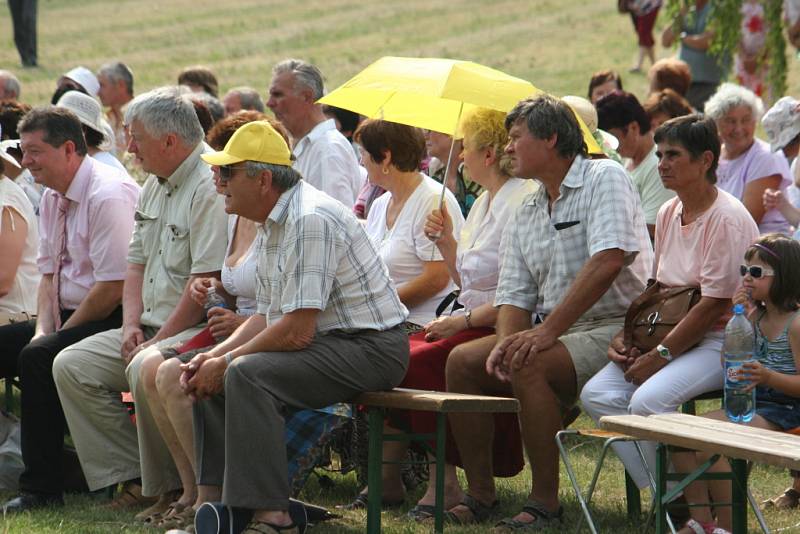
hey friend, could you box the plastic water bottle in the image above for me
[723,304,756,423]
[204,287,227,312]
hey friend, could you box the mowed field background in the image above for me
[2,0,800,532]
[3,0,800,105]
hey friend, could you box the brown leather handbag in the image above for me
[623,280,701,352]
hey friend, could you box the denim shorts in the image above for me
[756,386,800,431]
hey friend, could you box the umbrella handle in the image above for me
[427,135,459,260]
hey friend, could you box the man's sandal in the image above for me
[441,494,498,525]
[491,500,563,532]
[762,487,800,510]
[135,490,181,522]
[242,519,299,534]
[106,482,158,509]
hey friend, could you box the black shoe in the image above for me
[3,492,64,513]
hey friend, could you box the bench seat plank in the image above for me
[353,388,519,413]
[600,413,800,471]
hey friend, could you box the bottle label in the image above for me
[724,359,751,387]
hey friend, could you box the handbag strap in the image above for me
[623,280,660,349]
[435,290,462,318]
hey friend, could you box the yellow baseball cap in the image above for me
[201,120,293,167]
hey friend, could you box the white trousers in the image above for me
[579,332,724,489]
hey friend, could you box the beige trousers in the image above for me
[53,326,202,495]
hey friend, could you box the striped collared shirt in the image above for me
[495,155,652,319]
[256,180,408,332]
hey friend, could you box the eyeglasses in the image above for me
[739,264,775,278]
[218,165,248,183]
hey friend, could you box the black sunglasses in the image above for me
[218,165,248,183]
[739,264,775,278]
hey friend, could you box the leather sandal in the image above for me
[762,487,800,510]
[442,494,498,525]
[491,499,563,532]
[155,502,195,529]
[135,490,181,522]
[106,482,158,509]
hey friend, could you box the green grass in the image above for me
[0,406,798,533]
[3,0,800,106]
[2,0,800,531]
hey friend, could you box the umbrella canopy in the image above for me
[319,56,602,154]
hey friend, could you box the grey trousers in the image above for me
[194,325,409,511]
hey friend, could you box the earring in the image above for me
[382,167,389,175]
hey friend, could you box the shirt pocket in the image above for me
[552,224,584,278]
[162,223,191,277]
[133,210,159,259]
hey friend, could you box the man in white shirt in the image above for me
[267,59,362,207]
[96,62,135,155]
[596,90,675,238]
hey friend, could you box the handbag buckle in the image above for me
[646,311,660,336]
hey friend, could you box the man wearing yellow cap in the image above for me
[182,120,410,533]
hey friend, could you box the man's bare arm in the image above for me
[60,281,123,330]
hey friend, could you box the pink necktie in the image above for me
[51,196,69,330]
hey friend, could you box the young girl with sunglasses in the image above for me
[673,233,800,534]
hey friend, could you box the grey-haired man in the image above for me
[53,86,227,512]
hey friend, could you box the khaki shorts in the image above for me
[560,316,623,391]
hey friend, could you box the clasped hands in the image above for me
[179,351,227,401]
[607,336,667,386]
[485,324,557,382]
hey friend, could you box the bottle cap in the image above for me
[733,303,745,315]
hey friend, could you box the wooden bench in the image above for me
[600,413,800,534]
[352,388,519,534]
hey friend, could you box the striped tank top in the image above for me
[755,310,800,376]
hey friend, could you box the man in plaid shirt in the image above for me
[445,95,653,530]
[181,120,409,534]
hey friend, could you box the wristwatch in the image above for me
[464,309,473,329]
[655,344,673,362]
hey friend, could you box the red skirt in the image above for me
[398,329,524,477]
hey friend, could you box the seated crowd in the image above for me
[1,57,800,534]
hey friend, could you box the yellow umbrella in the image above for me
[318,56,602,153]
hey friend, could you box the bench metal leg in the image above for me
[433,412,445,534]
[366,407,384,534]
[555,430,642,534]
[731,459,747,534]
[655,443,668,534]
[748,487,771,534]
[555,429,600,534]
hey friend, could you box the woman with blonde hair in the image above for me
[344,109,536,522]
